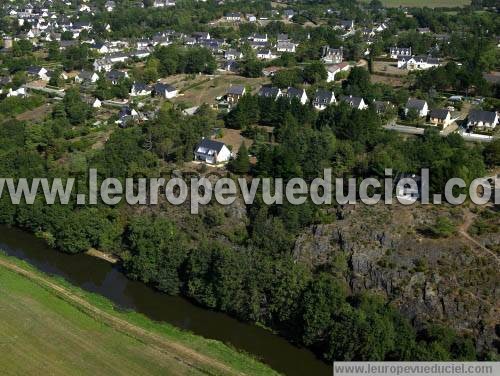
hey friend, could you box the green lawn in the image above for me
[0,253,278,376]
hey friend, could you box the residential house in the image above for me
[105,1,116,12]
[225,12,241,22]
[91,42,109,54]
[257,49,277,60]
[312,89,336,111]
[153,83,177,99]
[341,95,368,110]
[466,110,499,130]
[27,66,49,81]
[372,100,394,115]
[220,60,239,72]
[429,108,452,128]
[106,69,128,85]
[75,70,99,84]
[389,47,411,59]
[339,20,355,31]
[93,58,113,72]
[398,55,441,70]
[258,86,282,100]
[7,87,27,97]
[194,139,231,165]
[130,82,152,96]
[322,46,343,64]
[226,85,246,106]
[251,34,268,43]
[405,99,429,118]
[224,49,243,60]
[326,62,350,82]
[283,9,295,20]
[277,34,290,42]
[277,41,297,53]
[116,106,139,126]
[285,87,308,105]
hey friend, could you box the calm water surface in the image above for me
[0,225,330,376]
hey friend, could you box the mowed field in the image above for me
[0,255,278,376]
[375,0,470,7]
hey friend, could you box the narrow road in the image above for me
[0,257,243,376]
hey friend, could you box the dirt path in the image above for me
[458,211,500,266]
[0,258,243,376]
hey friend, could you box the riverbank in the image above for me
[0,251,280,376]
[86,247,120,264]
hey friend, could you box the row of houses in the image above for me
[405,98,499,129]
[256,86,368,111]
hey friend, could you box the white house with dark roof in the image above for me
[341,95,368,110]
[466,110,499,130]
[153,83,177,99]
[277,41,297,53]
[429,108,452,128]
[226,85,246,105]
[257,49,277,60]
[225,12,241,22]
[285,87,308,105]
[75,70,99,84]
[312,89,336,111]
[405,99,429,118]
[390,47,411,59]
[130,82,152,97]
[251,34,268,43]
[398,55,441,70]
[258,86,282,100]
[194,139,231,165]
[322,46,343,64]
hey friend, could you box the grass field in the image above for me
[0,253,278,376]
[375,0,470,7]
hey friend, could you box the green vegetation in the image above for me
[374,0,470,8]
[0,252,278,376]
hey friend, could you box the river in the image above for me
[0,225,330,376]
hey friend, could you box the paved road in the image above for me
[384,123,495,143]
[383,124,425,135]
[23,83,65,97]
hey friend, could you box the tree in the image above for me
[62,88,92,125]
[230,143,250,174]
[483,139,500,167]
[303,61,327,84]
[49,69,63,87]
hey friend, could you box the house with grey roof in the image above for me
[75,70,99,84]
[341,95,368,110]
[130,82,151,97]
[194,139,231,165]
[258,86,282,100]
[466,110,499,130]
[285,87,308,105]
[405,99,429,118]
[153,83,177,99]
[226,85,246,105]
[429,108,452,128]
[312,89,336,110]
[322,46,343,64]
[389,47,411,59]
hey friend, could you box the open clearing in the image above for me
[0,254,277,376]
[168,74,269,108]
[377,0,470,7]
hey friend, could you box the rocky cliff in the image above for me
[294,204,499,354]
